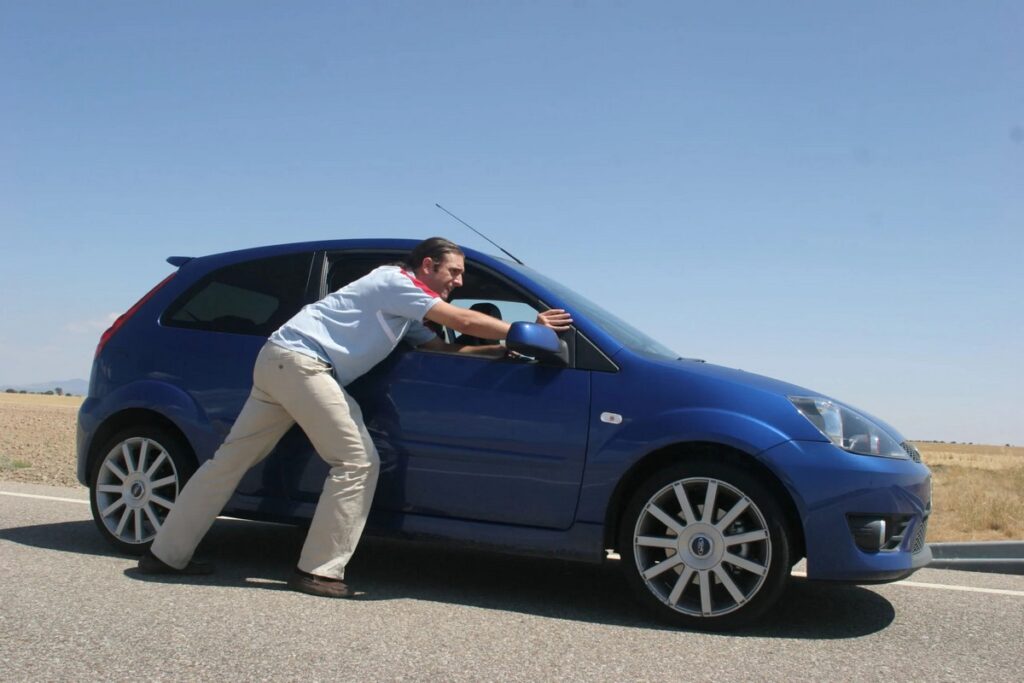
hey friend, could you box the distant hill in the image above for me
[2,378,89,396]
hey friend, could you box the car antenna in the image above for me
[435,203,526,265]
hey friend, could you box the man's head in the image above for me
[408,237,465,300]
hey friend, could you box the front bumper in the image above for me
[759,439,932,583]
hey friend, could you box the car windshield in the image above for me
[515,264,680,361]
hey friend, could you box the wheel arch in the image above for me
[603,441,806,561]
[86,408,199,481]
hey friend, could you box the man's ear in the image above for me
[417,256,434,275]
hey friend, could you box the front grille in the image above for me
[901,441,922,462]
[912,501,931,554]
[911,519,928,554]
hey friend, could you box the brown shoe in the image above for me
[138,550,215,575]
[288,569,356,598]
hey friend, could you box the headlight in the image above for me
[789,396,908,459]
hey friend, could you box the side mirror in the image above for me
[506,322,569,365]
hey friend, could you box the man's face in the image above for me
[418,253,465,300]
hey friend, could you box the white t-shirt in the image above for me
[268,265,441,386]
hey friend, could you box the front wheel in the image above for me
[618,460,791,631]
[88,426,195,555]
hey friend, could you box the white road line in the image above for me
[0,491,89,505]
[890,580,1024,597]
[0,489,288,526]
[790,570,1024,597]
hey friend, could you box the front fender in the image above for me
[576,407,806,523]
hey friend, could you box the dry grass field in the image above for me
[915,442,1024,542]
[0,392,82,487]
[1,392,1020,542]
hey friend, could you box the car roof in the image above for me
[174,238,513,270]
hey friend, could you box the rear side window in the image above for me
[163,253,312,336]
[325,253,400,292]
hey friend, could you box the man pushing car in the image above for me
[137,237,572,597]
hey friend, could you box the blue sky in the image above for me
[2,2,1021,444]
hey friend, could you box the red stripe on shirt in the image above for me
[400,269,441,298]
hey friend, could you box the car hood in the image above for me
[633,354,908,444]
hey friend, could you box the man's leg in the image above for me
[263,350,379,581]
[295,389,379,580]
[149,348,295,570]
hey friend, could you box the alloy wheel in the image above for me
[632,476,772,618]
[94,436,182,545]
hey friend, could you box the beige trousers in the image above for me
[150,342,379,579]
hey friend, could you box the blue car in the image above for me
[77,238,931,629]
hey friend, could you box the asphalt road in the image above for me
[2,482,1022,682]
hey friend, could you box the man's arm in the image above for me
[424,300,573,338]
[424,300,512,339]
[416,337,506,357]
[418,301,573,356]
[418,302,508,356]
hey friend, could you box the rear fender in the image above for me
[78,380,211,483]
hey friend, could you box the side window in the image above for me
[443,265,540,345]
[163,252,313,336]
[326,254,398,292]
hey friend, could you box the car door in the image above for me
[353,346,590,529]
[285,251,592,530]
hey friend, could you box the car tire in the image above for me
[88,425,196,555]
[618,459,791,631]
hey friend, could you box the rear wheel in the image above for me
[88,426,195,555]
[618,460,791,630]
